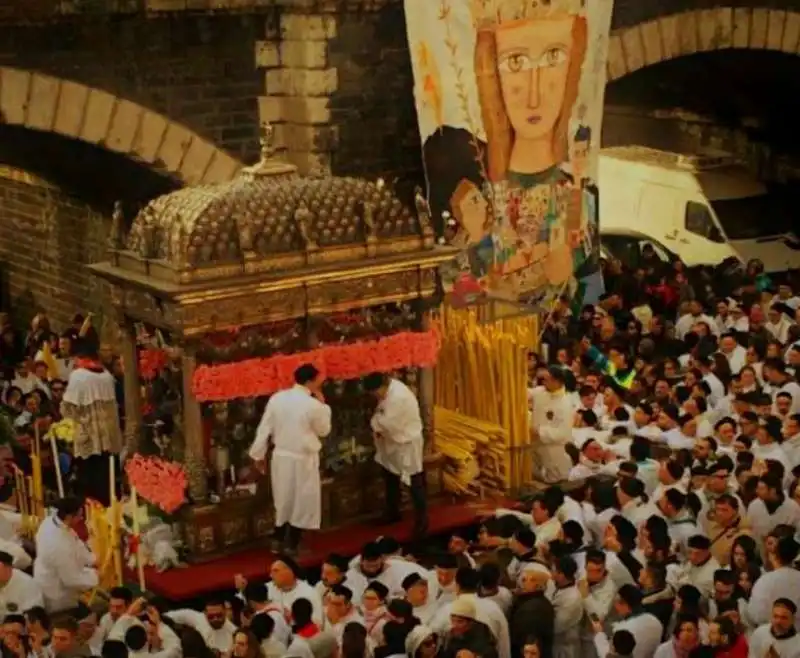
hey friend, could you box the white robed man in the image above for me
[531,366,573,484]
[363,372,427,539]
[0,550,44,618]
[33,496,99,613]
[249,364,332,555]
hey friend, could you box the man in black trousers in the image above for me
[363,372,428,540]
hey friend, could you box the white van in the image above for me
[598,146,800,273]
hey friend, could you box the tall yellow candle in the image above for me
[109,455,122,587]
[15,470,29,536]
[25,476,35,528]
[30,455,43,520]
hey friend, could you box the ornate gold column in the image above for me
[181,351,208,501]
[119,315,143,455]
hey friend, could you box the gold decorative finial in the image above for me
[240,121,298,179]
[108,200,125,251]
[260,122,276,161]
[294,201,317,251]
[414,186,434,239]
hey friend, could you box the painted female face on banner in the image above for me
[495,17,574,142]
[476,12,587,180]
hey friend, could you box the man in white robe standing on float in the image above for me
[249,364,332,555]
[363,371,428,540]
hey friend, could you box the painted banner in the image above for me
[405,0,614,308]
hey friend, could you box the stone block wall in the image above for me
[256,1,423,185]
[610,0,800,30]
[0,12,265,164]
[603,105,800,183]
[0,169,110,329]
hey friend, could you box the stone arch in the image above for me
[0,66,244,185]
[607,7,800,82]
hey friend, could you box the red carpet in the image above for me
[139,500,496,600]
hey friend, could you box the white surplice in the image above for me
[0,568,44,617]
[531,386,573,483]
[249,384,332,530]
[746,497,800,554]
[746,566,800,628]
[370,378,424,485]
[165,609,237,654]
[267,579,324,626]
[748,623,800,658]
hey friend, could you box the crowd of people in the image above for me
[2,253,800,658]
[0,311,125,506]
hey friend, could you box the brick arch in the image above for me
[607,7,800,82]
[0,66,243,185]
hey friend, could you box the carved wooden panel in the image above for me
[221,517,249,547]
[252,509,274,539]
[180,287,307,333]
[306,270,420,312]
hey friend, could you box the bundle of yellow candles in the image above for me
[13,424,47,539]
[84,455,124,592]
[433,305,538,494]
[85,502,123,591]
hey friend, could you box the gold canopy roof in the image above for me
[125,169,425,270]
[89,126,455,334]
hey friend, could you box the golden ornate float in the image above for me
[89,125,456,559]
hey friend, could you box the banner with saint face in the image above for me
[405,0,613,308]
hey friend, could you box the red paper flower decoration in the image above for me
[139,349,169,381]
[191,329,440,402]
[125,454,188,514]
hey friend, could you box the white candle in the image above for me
[131,487,146,592]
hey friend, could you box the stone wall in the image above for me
[257,2,423,186]
[602,105,800,182]
[0,168,110,329]
[610,0,800,30]
[0,12,266,164]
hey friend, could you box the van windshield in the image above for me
[711,195,792,240]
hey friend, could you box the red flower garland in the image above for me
[191,329,440,402]
[139,348,169,381]
[125,454,188,514]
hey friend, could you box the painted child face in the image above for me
[455,185,489,243]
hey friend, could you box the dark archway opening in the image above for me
[604,49,800,156]
[0,124,180,211]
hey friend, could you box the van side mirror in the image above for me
[708,225,725,243]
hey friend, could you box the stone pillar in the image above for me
[256,10,338,174]
[181,352,208,502]
[119,315,143,456]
